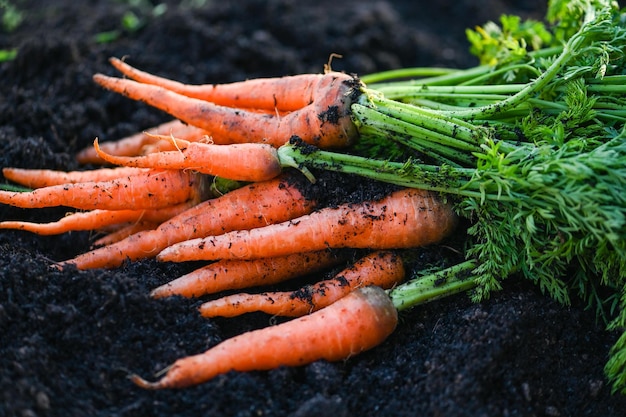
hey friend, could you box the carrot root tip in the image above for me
[129,374,160,389]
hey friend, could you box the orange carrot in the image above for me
[93,137,283,182]
[109,57,350,112]
[91,221,160,247]
[131,285,397,389]
[151,250,346,299]
[2,166,149,188]
[198,251,404,318]
[0,202,192,235]
[0,169,200,211]
[157,188,458,263]
[76,120,211,165]
[60,176,315,269]
[92,71,360,148]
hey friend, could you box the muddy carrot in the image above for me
[151,250,346,299]
[2,166,149,188]
[76,120,211,164]
[131,285,397,389]
[60,176,315,269]
[198,251,404,318]
[92,71,359,148]
[93,137,283,182]
[157,188,457,263]
[0,202,192,235]
[0,169,200,211]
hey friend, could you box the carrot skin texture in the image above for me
[76,120,211,164]
[93,138,283,182]
[61,177,315,269]
[2,166,149,188]
[92,72,360,149]
[131,285,398,389]
[158,188,458,262]
[151,250,346,298]
[199,251,405,317]
[0,169,199,211]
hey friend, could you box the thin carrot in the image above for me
[131,285,397,389]
[198,251,404,318]
[92,71,360,148]
[0,202,193,235]
[76,120,211,165]
[109,57,350,112]
[157,188,458,263]
[91,221,160,247]
[0,169,200,211]
[93,137,283,182]
[2,166,149,188]
[151,250,346,299]
[60,176,316,269]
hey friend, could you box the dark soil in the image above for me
[1,1,626,416]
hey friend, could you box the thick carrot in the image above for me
[0,169,200,211]
[151,250,346,299]
[93,137,282,182]
[0,202,192,235]
[60,176,315,269]
[109,57,350,112]
[157,188,458,263]
[131,285,397,389]
[92,71,360,148]
[76,120,211,164]
[198,251,405,318]
[2,166,149,188]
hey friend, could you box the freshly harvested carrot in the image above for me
[199,251,404,318]
[2,166,149,188]
[93,137,282,182]
[0,202,192,235]
[0,169,200,211]
[108,57,349,112]
[151,250,346,299]
[93,70,360,148]
[60,176,316,269]
[131,285,398,389]
[76,120,211,164]
[157,188,458,263]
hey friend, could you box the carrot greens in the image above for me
[278,0,626,393]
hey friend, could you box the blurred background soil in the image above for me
[1,1,626,416]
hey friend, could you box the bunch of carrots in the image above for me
[2,0,626,393]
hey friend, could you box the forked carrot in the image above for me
[2,166,149,188]
[0,202,192,235]
[151,250,346,299]
[60,176,316,269]
[157,188,457,263]
[75,120,211,164]
[0,169,200,211]
[93,70,360,148]
[198,251,404,318]
[93,137,283,182]
[131,285,397,389]
[108,57,350,112]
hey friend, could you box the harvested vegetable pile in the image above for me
[2,0,626,416]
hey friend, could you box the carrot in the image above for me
[93,137,283,182]
[108,57,350,112]
[198,251,404,318]
[0,202,193,235]
[131,285,397,389]
[91,221,160,247]
[157,188,458,263]
[2,166,149,188]
[0,169,200,211]
[151,250,346,299]
[92,70,360,148]
[76,120,211,165]
[59,176,316,269]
